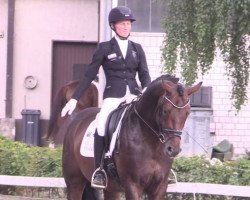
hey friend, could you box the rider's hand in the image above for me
[61,98,77,117]
[126,94,137,104]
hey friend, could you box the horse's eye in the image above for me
[162,108,168,116]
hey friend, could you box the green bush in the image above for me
[1,135,249,186]
[0,136,250,199]
[172,155,250,186]
[0,136,30,175]
[0,135,62,177]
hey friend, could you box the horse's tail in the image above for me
[46,86,68,141]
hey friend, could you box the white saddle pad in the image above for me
[80,120,96,157]
[80,106,128,158]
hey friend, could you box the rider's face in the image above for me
[114,20,132,38]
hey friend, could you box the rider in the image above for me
[61,6,151,189]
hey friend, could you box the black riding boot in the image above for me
[91,132,106,189]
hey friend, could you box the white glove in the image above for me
[126,94,137,104]
[61,99,77,117]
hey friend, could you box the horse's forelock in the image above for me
[177,84,184,96]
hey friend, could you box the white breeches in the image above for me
[96,86,137,136]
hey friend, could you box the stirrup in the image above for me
[91,167,108,189]
[168,169,177,186]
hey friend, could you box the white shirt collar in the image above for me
[115,35,128,58]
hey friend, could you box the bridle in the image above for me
[134,93,190,143]
[164,96,190,109]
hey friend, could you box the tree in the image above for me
[160,0,250,111]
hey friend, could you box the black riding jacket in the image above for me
[72,37,151,100]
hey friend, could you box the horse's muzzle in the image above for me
[165,144,182,158]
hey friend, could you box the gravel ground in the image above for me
[0,194,66,200]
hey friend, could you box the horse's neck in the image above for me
[137,87,163,120]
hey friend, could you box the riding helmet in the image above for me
[108,6,136,25]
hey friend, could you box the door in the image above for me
[52,41,97,102]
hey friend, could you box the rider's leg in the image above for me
[91,131,106,188]
[91,97,125,189]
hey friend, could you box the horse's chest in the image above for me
[140,171,166,189]
[137,162,168,185]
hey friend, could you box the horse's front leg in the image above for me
[147,184,167,200]
[123,183,143,200]
[65,181,85,200]
[104,190,122,200]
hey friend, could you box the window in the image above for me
[118,0,166,32]
[190,86,213,108]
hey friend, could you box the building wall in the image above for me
[0,0,8,118]
[12,0,99,120]
[201,55,250,157]
[130,32,164,80]
[1,1,249,155]
[130,32,250,157]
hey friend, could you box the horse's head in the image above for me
[155,79,202,157]
[135,75,202,158]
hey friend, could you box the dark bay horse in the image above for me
[62,75,202,200]
[46,80,98,144]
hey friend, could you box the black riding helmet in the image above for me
[108,6,136,39]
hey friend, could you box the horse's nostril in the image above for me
[166,146,181,157]
[167,146,173,153]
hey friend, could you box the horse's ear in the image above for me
[162,80,176,93]
[187,82,203,96]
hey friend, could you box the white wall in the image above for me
[130,32,164,81]
[130,32,250,157]
[12,0,99,119]
[200,55,250,157]
[0,0,8,118]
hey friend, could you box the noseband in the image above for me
[134,94,190,143]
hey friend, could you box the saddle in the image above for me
[105,102,128,148]
[102,101,134,183]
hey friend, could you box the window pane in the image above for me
[118,0,166,32]
[118,0,126,5]
[151,1,166,32]
[118,0,150,32]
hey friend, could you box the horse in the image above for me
[46,80,98,144]
[62,74,202,200]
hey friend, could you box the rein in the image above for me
[133,106,166,142]
[133,104,182,143]
[133,94,190,143]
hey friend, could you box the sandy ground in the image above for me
[0,194,66,200]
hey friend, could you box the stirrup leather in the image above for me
[91,167,108,189]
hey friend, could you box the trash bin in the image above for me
[21,109,41,146]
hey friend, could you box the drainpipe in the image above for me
[98,0,112,106]
[5,0,15,118]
